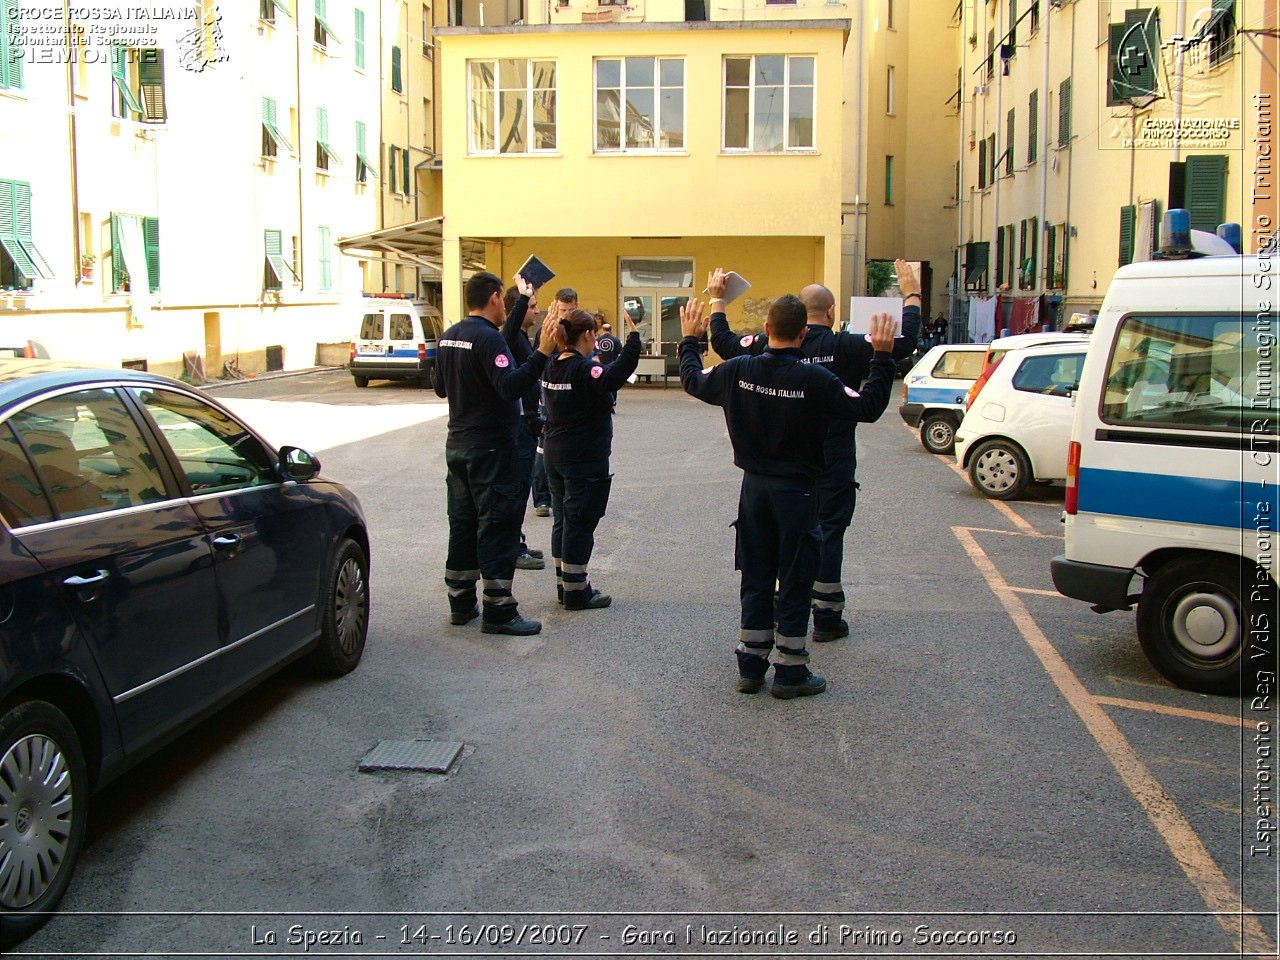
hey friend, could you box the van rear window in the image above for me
[359,314,383,340]
[1101,314,1272,432]
[389,314,414,341]
[932,350,985,380]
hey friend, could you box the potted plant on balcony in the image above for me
[80,253,96,281]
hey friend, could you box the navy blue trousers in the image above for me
[811,434,858,629]
[736,472,821,664]
[545,458,612,600]
[444,445,523,624]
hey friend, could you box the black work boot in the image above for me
[564,586,611,610]
[812,616,849,643]
[482,613,542,636]
[735,651,770,694]
[449,605,480,626]
[771,664,827,699]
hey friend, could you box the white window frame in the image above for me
[467,58,557,156]
[593,57,685,153]
[721,54,816,154]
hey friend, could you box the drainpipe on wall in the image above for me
[294,4,305,289]
[65,0,82,281]
[989,0,1003,300]
[1036,0,1050,301]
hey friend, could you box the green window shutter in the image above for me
[1005,108,1015,173]
[317,106,342,163]
[262,96,294,152]
[110,214,124,290]
[1119,204,1136,266]
[138,49,166,122]
[318,225,332,290]
[12,183,51,278]
[143,217,160,292]
[1,4,22,90]
[356,120,377,179]
[402,148,411,195]
[1047,224,1057,287]
[264,228,287,289]
[986,134,994,184]
[1058,77,1071,146]
[978,139,987,189]
[112,45,144,116]
[354,9,365,70]
[1027,89,1037,164]
[391,45,402,93]
[1024,213,1034,281]
[1184,154,1227,232]
[388,145,397,191]
[0,180,37,282]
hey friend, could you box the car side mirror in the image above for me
[280,446,321,481]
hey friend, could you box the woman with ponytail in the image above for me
[540,305,641,609]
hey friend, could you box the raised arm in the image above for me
[824,314,898,421]
[703,267,761,360]
[678,297,726,406]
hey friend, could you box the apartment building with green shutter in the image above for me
[956,0,1274,332]
[0,1,382,377]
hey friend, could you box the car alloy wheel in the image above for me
[0,700,88,942]
[969,439,1031,500]
[308,539,370,675]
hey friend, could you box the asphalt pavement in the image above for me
[16,369,1272,959]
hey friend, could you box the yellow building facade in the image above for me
[434,15,849,363]
[958,0,1275,332]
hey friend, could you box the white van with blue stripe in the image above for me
[349,295,443,389]
[1051,225,1277,694]
[899,343,988,454]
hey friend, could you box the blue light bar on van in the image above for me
[1158,209,1192,258]
[1216,222,1242,254]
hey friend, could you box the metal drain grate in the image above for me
[358,739,464,774]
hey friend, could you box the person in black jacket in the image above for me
[707,260,922,644]
[680,294,898,699]
[502,279,548,570]
[542,308,641,610]
[435,271,559,636]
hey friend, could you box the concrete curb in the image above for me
[198,366,347,391]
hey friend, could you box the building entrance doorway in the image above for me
[618,257,694,372]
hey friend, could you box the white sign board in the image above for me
[847,297,904,336]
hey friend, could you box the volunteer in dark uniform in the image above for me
[542,308,641,610]
[435,271,559,636]
[680,293,898,699]
[595,322,623,363]
[502,278,548,570]
[708,260,922,644]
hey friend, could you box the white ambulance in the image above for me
[1051,231,1277,694]
[348,295,443,389]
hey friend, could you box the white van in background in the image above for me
[1051,246,1277,694]
[349,295,443,389]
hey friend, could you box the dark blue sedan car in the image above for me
[0,361,370,940]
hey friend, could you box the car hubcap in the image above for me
[0,733,75,909]
[926,421,953,449]
[333,557,368,655]
[1169,590,1238,661]
[974,448,1019,492]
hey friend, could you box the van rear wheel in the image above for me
[1136,556,1262,695]
[353,375,369,388]
[920,414,957,455]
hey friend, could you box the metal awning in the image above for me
[336,217,488,272]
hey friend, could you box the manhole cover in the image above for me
[358,739,464,773]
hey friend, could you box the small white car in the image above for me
[953,341,1089,499]
[898,343,988,454]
